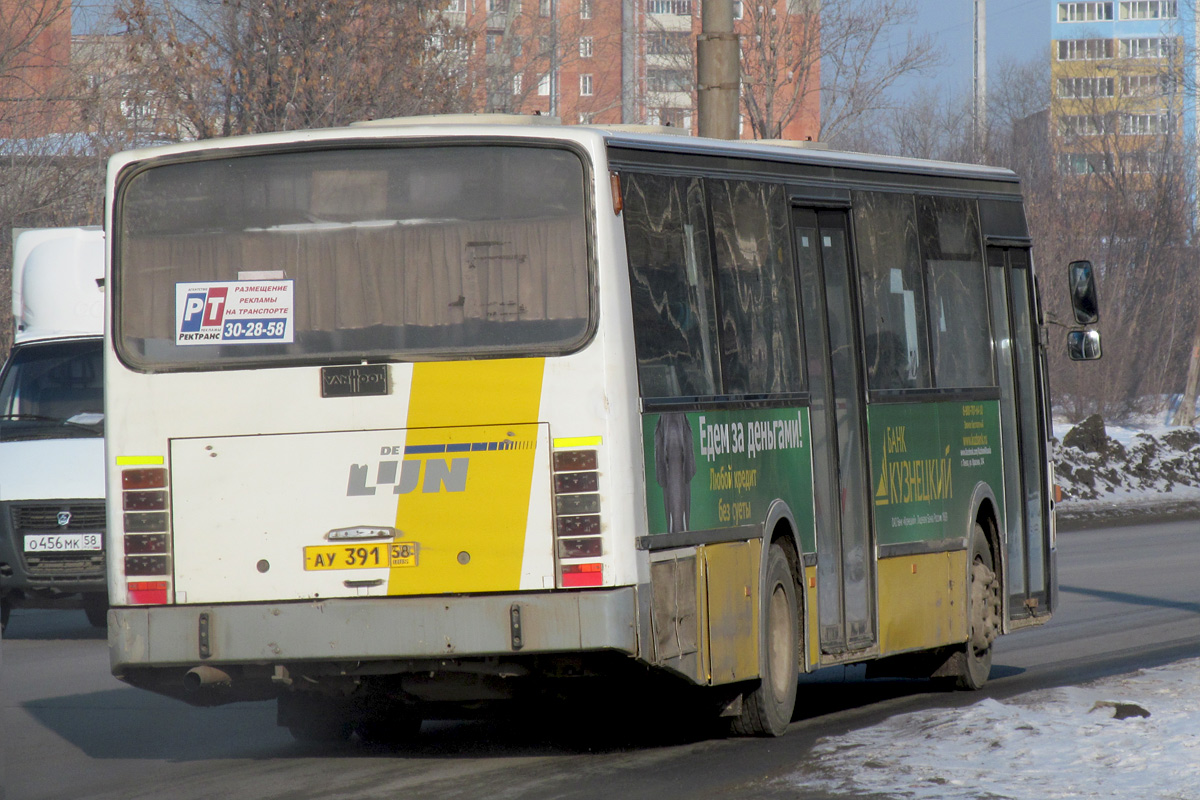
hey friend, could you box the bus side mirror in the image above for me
[1067,329,1102,361]
[1068,260,1099,324]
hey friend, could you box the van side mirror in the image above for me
[1067,329,1102,361]
[1068,261,1099,324]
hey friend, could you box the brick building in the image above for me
[455,0,820,139]
[0,0,75,138]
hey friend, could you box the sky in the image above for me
[902,0,1052,98]
[783,656,1200,799]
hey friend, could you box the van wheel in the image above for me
[956,523,1001,690]
[83,593,108,628]
[730,543,799,737]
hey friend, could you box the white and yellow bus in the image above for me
[104,117,1071,740]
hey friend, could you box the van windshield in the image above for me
[114,144,592,370]
[0,339,104,440]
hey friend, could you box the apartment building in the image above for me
[455,0,820,139]
[1049,1,1193,181]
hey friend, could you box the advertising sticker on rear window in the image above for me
[175,280,295,345]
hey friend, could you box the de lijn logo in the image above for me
[346,435,535,497]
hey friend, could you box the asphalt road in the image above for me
[2,518,1198,800]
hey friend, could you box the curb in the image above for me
[1057,499,1200,531]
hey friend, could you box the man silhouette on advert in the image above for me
[653,412,695,533]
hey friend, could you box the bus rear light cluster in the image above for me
[124,534,169,554]
[561,562,603,587]
[127,580,169,605]
[551,448,604,578]
[559,538,602,559]
[554,471,598,494]
[123,491,167,511]
[123,468,166,490]
[120,466,171,598]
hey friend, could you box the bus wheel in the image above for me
[278,692,355,743]
[731,543,799,737]
[957,523,1001,690]
[357,708,422,745]
[83,593,108,628]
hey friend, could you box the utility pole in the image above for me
[697,0,739,139]
[622,0,639,122]
[972,0,987,155]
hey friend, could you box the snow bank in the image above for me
[1054,416,1200,511]
[783,658,1200,799]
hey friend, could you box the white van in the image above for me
[0,227,106,633]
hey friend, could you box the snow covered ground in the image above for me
[1053,418,1200,511]
[774,418,1200,799]
[781,658,1200,799]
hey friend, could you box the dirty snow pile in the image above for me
[1053,415,1200,505]
[783,658,1200,799]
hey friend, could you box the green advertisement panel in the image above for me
[641,407,815,552]
[867,399,1005,547]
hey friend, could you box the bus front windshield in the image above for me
[114,144,591,370]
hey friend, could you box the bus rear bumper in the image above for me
[109,587,640,674]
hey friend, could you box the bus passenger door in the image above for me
[987,246,1051,619]
[793,208,876,655]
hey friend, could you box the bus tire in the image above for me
[278,692,355,743]
[731,543,799,737]
[357,708,422,745]
[83,593,108,629]
[1,595,10,635]
[956,522,1001,690]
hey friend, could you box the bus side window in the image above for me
[623,173,720,399]
[708,179,804,396]
[853,192,931,391]
[916,196,995,389]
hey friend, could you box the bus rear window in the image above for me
[114,145,591,369]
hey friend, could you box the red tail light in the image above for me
[551,446,604,587]
[561,563,603,587]
[120,465,172,604]
[128,580,169,605]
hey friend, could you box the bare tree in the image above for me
[1023,47,1200,423]
[829,48,1200,426]
[115,0,474,138]
[805,0,940,145]
[874,84,973,161]
[0,0,110,358]
[738,0,820,139]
